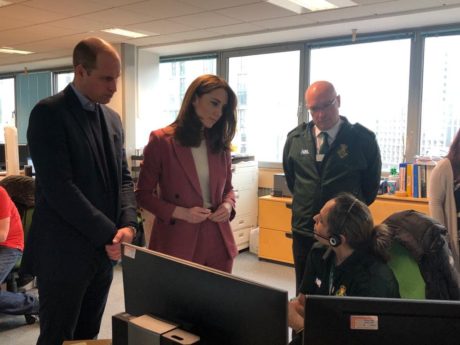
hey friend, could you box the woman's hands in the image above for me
[173,206,211,224]
[172,202,233,224]
[208,202,232,222]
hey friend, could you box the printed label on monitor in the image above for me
[349,315,379,330]
[124,245,136,259]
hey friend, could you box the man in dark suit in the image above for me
[24,37,137,345]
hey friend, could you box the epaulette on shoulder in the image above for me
[352,122,376,139]
[287,123,306,137]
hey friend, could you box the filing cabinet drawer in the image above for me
[233,228,250,250]
[258,197,292,231]
[258,227,293,264]
[231,212,257,231]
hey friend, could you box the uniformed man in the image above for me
[283,80,382,292]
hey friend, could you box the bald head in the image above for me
[73,37,120,73]
[305,80,340,131]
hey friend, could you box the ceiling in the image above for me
[1,0,460,72]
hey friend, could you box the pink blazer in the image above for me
[135,126,237,260]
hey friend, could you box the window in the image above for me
[310,39,411,171]
[420,34,460,157]
[0,77,15,143]
[155,57,217,132]
[228,50,300,162]
[55,71,74,94]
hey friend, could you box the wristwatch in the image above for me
[127,225,137,238]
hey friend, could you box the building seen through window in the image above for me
[310,39,411,171]
[228,51,300,162]
[420,35,460,158]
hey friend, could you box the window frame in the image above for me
[221,43,305,168]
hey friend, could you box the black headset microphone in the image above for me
[306,229,341,247]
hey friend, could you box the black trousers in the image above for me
[292,232,316,294]
[36,251,113,345]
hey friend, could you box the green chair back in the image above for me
[388,241,425,299]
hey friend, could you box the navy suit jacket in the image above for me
[23,85,137,281]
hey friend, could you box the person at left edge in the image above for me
[24,37,137,345]
[136,74,238,273]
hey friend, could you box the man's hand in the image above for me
[105,227,135,260]
[208,202,232,223]
[172,206,211,224]
[288,294,306,333]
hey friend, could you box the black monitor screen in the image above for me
[0,143,30,170]
[304,295,460,345]
[0,143,4,170]
[18,144,29,169]
[122,243,288,345]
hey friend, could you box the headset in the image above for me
[308,199,357,247]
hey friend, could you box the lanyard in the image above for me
[328,265,335,295]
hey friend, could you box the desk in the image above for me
[369,194,429,225]
[258,194,430,265]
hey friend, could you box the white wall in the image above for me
[136,49,161,150]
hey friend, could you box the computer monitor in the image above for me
[0,143,5,170]
[122,243,288,345]
[18,144,29,169]
[304,295,460,345]
[0,143,30,170]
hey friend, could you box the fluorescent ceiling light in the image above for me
[101,28,149,38]
[267,0,356,13]
[0,47,34,55]
[293,0,338,11]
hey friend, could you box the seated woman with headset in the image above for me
[288,192,400,344]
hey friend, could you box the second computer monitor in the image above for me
[122,243,288,345]
[304,295,460,345]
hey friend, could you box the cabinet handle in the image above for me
[285,232,293,239]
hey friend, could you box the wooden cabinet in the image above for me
[258,196,294,264]
[258,194,429,264]
[369,195,429,225]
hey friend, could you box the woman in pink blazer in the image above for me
[136,75,238,272]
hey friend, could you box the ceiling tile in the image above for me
[216,2,294,21]
[0,4,67,23]
[81,8,153,26]
[87,0,147,5]
[255,14,316,30]
[126,20,195,35]
[51,17,108,31]
[16,35,89,52]
[0,16,35,31]
[178,0,264,11]
[23,0,108,15]
[133,29,217,46]
[208,22,265,35]
[120,0,203,20]
[169,12,243,29]
[0,24,78,46]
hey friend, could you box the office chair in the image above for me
[0,175,37,324]
[383,210,460,300]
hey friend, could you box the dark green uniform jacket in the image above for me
[282,117,381,236]
[299,244,400,298]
